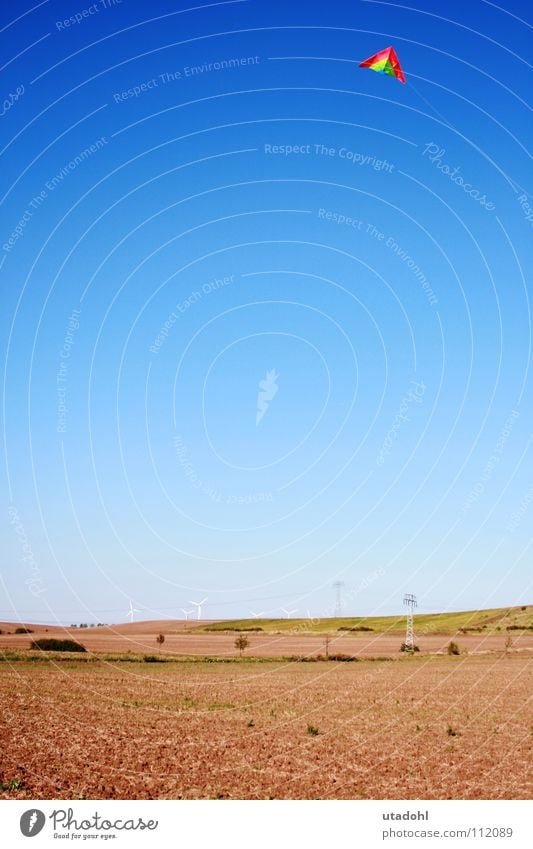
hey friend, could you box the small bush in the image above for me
[286,655,320,662]
[400,643,420,653]
[15,627,33,634]
[338,625,374,632]
[0,777,22,791]
[143,655,164,663]
[30,638,86,653]
[446,724,459,737]
[306,725,319,736]
[328,653,358,662]
[447,641,460,655]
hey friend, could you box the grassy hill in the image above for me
[198,605,532,635]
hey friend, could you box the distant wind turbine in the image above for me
[189,597,208,620]
[127,600,140,623]
[181,607,194,622]
[280,606,297,619]
[250,610,265,619]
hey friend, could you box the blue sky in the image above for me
[1,0,532,624]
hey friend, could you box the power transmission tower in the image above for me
[403,593,417,651]
[333,581,345,617]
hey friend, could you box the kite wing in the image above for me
[359,46,406,84]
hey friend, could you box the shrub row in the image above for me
[30,638,86,653]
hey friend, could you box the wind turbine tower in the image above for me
[403,593,417,651]
[127,600,140,623]
[189,598,208,620]
[181,608,194,627]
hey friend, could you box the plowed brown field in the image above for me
[1,621,532,658]
[0,655,531,799]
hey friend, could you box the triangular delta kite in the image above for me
[359,46,406,84]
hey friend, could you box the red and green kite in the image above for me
[359,46,406,84]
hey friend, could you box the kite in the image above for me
[359,46,406,84]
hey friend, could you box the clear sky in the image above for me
[1,0,532,625]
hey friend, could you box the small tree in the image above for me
[156,633,165,651]
[235,635,250,657]
[447,641,460,656]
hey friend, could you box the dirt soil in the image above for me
[0,655,531,799]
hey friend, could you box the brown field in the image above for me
[1,620,533,658]
[0,653,531,800]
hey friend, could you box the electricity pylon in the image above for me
[333,581,345,617]
[403,593,417,651]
